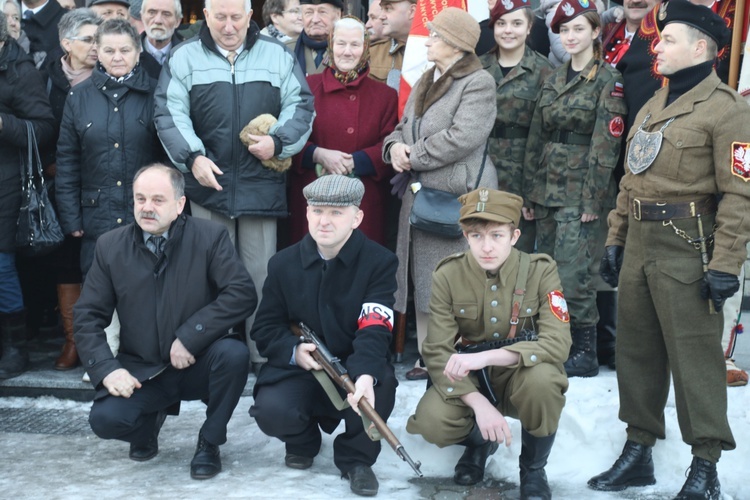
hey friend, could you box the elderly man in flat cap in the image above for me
[589,0,750,498]
[249,175,398,497]
[293,0,342,75]
[406,189,571,499]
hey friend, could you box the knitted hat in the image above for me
[550,0,597,33]
[459,189,523,226]
[427,7,480,53]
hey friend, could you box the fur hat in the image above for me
[427,7,480,53]
[239,114,292,173]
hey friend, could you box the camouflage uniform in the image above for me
[480,46,554,253]
[523,59,627,327]
[406,249,571,445]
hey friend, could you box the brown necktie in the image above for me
[227,51,236,65]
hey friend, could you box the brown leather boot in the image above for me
[55,283,81,370]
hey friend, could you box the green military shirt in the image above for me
[524,59,628,214]
[423,248,572,403]
[480,46,554,197]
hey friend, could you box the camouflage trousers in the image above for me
[535,205,604,327]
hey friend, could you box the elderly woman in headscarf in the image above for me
[287,16,398,246]
[383,7,498,380]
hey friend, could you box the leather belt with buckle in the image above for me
[631,196,717,221]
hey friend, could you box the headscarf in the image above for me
[325,16,370,85]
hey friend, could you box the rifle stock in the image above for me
[291,322,423,477]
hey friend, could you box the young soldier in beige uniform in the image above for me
[406,189,571,500]
[590,1,750,498]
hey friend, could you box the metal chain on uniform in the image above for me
[662,220,717,250]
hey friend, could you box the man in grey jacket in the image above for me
[154,0,314,373]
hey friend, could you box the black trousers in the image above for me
[250,367,397,474]
[89,338,249,447]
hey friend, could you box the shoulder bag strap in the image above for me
[472,141,489,191]
[507,252,530,340]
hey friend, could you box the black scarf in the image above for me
[294,31,328,74]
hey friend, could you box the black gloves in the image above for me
[600,245,624,288]
[700,270,740,312]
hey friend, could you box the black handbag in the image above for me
[409,141,488,239]
[15,122,65,257]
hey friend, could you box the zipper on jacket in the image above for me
[230,52,239,218]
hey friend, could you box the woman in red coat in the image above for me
[287,16,398,246]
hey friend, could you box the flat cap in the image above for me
[657,0,731,48]
[88,0,131,8]
[304,175,365,207]
[550,0,597,34]
[459,189,522,226]
[300,0,344,9]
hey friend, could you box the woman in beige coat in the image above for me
[383,7,498,379]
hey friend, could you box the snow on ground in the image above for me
[0,369,748,499]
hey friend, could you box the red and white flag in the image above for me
[398,0,489,116]
[737,0,750,97]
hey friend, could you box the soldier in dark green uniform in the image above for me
[589,1,750,498]
[523,0,627,378]
[480,0,554,253]
[406,189,571,500]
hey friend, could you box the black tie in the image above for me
[151,236,166,258]
[23,10,33,19]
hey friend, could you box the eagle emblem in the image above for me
[732,142,750,181]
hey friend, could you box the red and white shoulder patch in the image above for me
[609,116,625,138]
[547,290,570,323]
[358,303,394,331]
[731,142,750,181]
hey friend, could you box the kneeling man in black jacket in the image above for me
[74,163,257,480]
[249,175,398,497]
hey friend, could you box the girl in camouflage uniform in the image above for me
[480,0,554,253]
[523,0,626,377]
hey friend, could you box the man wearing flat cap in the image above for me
[249,175,398,497]
[293,0,342,75]
[589,1,750,498]
[406,189,571,498]
[89,0,130,19]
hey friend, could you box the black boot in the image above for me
[129,410,167,461]
[190,432,221,480]
[519,429,555,500]
[453,425,499,486]
[596,291,617,370]
[588,440,656,491]
[0,311,29,380]
[564,325,599,377]
[674,456,720,500]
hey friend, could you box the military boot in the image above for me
[588,440,656,491]
[564,325,599,377]
[519,429,555,500]
[453,425,499,486]
[55,284,81,370]
[596,291,617,370]
[674,456,720,500]
[0,310,29,380]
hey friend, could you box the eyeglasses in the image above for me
[68,36,95,44]
[283,8,302,16]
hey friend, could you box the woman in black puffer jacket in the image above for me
[56,18,163,276]
[0,11,55,379]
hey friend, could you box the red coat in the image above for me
[287,67,398,246]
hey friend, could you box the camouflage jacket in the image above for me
[480,46,554,196]
[523,59,627,214]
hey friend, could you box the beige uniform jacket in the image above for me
[423,248,572,403]
[607,71,750,275]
